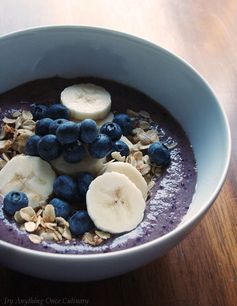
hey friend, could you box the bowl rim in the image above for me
[0,25,231,259]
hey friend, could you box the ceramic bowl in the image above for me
[0,26,231,281]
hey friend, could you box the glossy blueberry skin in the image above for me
[148,141,171,166]
[47,104,70,120]
[49,118,68,134]
[35,118,54,136]
[112,140,129,157]
[25,135,41,156]
[69,211,94,236]
[79,119,98,144]
[100,122,122,141]
[88,134,113,159]
[50,198,71,219]
[77,172,94,200]
[30,104,48,121]
[113,113,133,136]
[56,121,79,144]
[3,191,28,215]
[63,142,86,163]
[53,175,77,201]
[37,134,62,161]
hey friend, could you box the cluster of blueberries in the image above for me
[3,102,171,238]
[25,103,132,162]
[4,103,135,237]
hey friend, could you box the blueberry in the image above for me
[53,175,77,201]
[3,191,28,215]
[56,121,79,144]
[77,172,94,200]
[112,140,129,157]
[25,135,41,156]
[63,142,86,163]
[49,198,71,219]
[88,134,113,159]
[148,141,171,166]
[35,118,54,136]
[68,211,94,236]
[113,113,133,136]
[49,118,68,134]
[47,104,69,120]
[79,119,98,144]
[38,135,62,161]
[30,104,48,120]
[100,122,122,141]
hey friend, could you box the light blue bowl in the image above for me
[0,26,231,281]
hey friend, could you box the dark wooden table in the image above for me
[0,1,236,305]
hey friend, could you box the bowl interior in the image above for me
[0,26,230,224]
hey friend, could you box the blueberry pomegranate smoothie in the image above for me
[0,78,196,254]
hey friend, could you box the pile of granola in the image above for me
[0,110,36,169]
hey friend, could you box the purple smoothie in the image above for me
[0,77,197,254]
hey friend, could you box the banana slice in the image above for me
[61,83,111,121]
[0,155,56,208]
[105,162,148,200]
[50,154,106,176]
[87,172,145,233]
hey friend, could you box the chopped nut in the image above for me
[57,226,64,234]
[45,222,57,231]
[12,129,33,153]
[133,151,143,160]
[14,211,25,224]
[111,151,126,162]
[82,232,103,246]
[42,204,55,222]
[19,206,36,221]
[140,164,151,176]
[15,116,23,129]
[2,117,17,124]
[35,215,42,230]
[148,180,156,190]
[95,230,111,239]
[12,110,22,118]
[62,227,72,240]
[146,129,159,142]
[21,110,33,121]
[55,217,69,228]
[143,155,150,164]
[0,139,13,152]
[36,208,43,216]
[126,154,137,167]
[29,234,42,244]
[21,119,36,131]
[24,221,36,232]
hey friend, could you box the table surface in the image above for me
[0,1,236,305]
